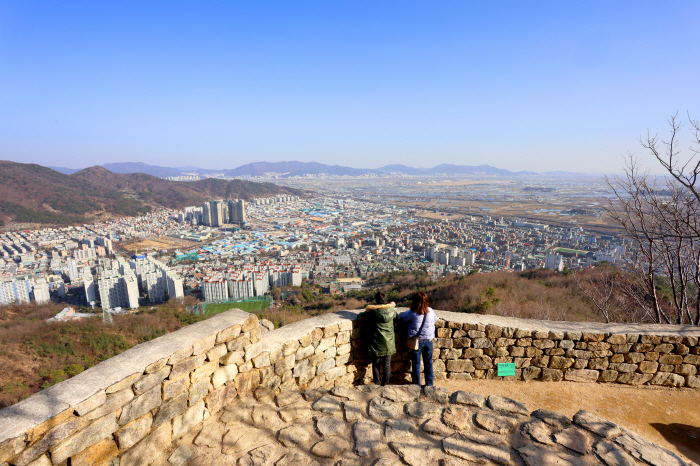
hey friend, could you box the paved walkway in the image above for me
[164,385,692,466]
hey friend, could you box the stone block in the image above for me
[582,333,603,342]
[206,383,238,414]
[212,365,238,389]
[0,435,25,464]
[325,366,347,381]
[513,329,531,338]
[485,325,502,339]
[162,377,188,401]
[207,344,228,362]
[650,372,685,387]
[74,390,106,417]
[516,338,532,347]
[541,369,563,382]
[533,339,555,349]
[133,366,171,395]
[241,314,259,333]
[337,343,351,356]
[686,375,700,389]
[296,345,315,360]
[617,363,637,373]
[564,369,599,383]
[252,351,271,369]
[548,356,573,370]
[434,338,453,348]
[472,338,492,349]
[86,389,134,421]
[587,342,611,352]
[119,386,161,426]
[216,324,241,344]
[120,422,171,466]
[192,334,217,356]
[114,414,153,450]
[462,348,483,358]
[653,343,674,353]
[637,361,658,374]
[565,332,582,341]
[442,349,462,359]
[559,340,575,350]
[624,352,644,364]
[659,354,683,365]
[49,413,119,464]
[522,366,541,380]
[311,328,323,342]
[191,360,218,383]
[168,346,194,365]
[234,369,260,397]
[617,372,653,386]
[316,358,336,375]
[472,356,493,370]
[172,401,205,439]
[446,359,474,373]
[15,416,86,466]
[675,364,697,376]
[154,392,187,426]
[220,350,244,366]
[598,370,618,382]
[588,358,609,371]
[436,328,451,338]
[684,354,700,365]
[170,355,205,380]
[70,438,118,466]
[227,334,250,352]
[106,373,141,394]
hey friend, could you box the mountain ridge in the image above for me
[98,161,586,178]
[0,161,304,226]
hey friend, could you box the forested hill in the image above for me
[0,161,305,225]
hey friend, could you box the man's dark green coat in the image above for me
[357,302,397,357]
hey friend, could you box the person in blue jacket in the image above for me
[399,291,437,387]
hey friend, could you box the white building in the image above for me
[33,278,51,305]
[545,253,564,272]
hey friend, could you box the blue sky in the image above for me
[1,1,698,173]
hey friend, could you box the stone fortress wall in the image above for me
[1,308,699,466]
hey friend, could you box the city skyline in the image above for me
[1,1,698,173]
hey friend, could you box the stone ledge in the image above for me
[0,309,250,445]
[435,311,700,337]
[258,309,363,354]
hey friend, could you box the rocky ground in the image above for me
[158,384,693,466]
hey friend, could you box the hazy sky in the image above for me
[1,1,698,173]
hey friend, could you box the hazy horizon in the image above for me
[1,1,698,173]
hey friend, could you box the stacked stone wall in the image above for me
[386,311,700,389]
[1,308,699,466]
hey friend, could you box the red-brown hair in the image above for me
[410,292,429,315]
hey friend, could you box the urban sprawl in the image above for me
[0,193,627,318]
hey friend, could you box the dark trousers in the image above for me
[371,355,392,386]
[410,340,434,386]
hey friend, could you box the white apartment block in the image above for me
[33,278,50,305]
[545,252,564,272]
[84,272,96,304]
[203,273,228,302]
[98,270,140,310]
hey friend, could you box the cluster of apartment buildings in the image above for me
[202,261,301,302]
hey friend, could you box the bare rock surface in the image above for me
[368,398,399,421]
[380,385,421,402]
[163,385,689,466]
[450,390,486,408]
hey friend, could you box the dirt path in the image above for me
[438,379,700,465]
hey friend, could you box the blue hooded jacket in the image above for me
[399,308,437,340]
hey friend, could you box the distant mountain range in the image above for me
[45,161,583,178]
[0,161,304,226]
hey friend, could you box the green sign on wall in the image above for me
[497,362,516,377]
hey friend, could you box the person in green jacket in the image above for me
[357,291,397,386]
